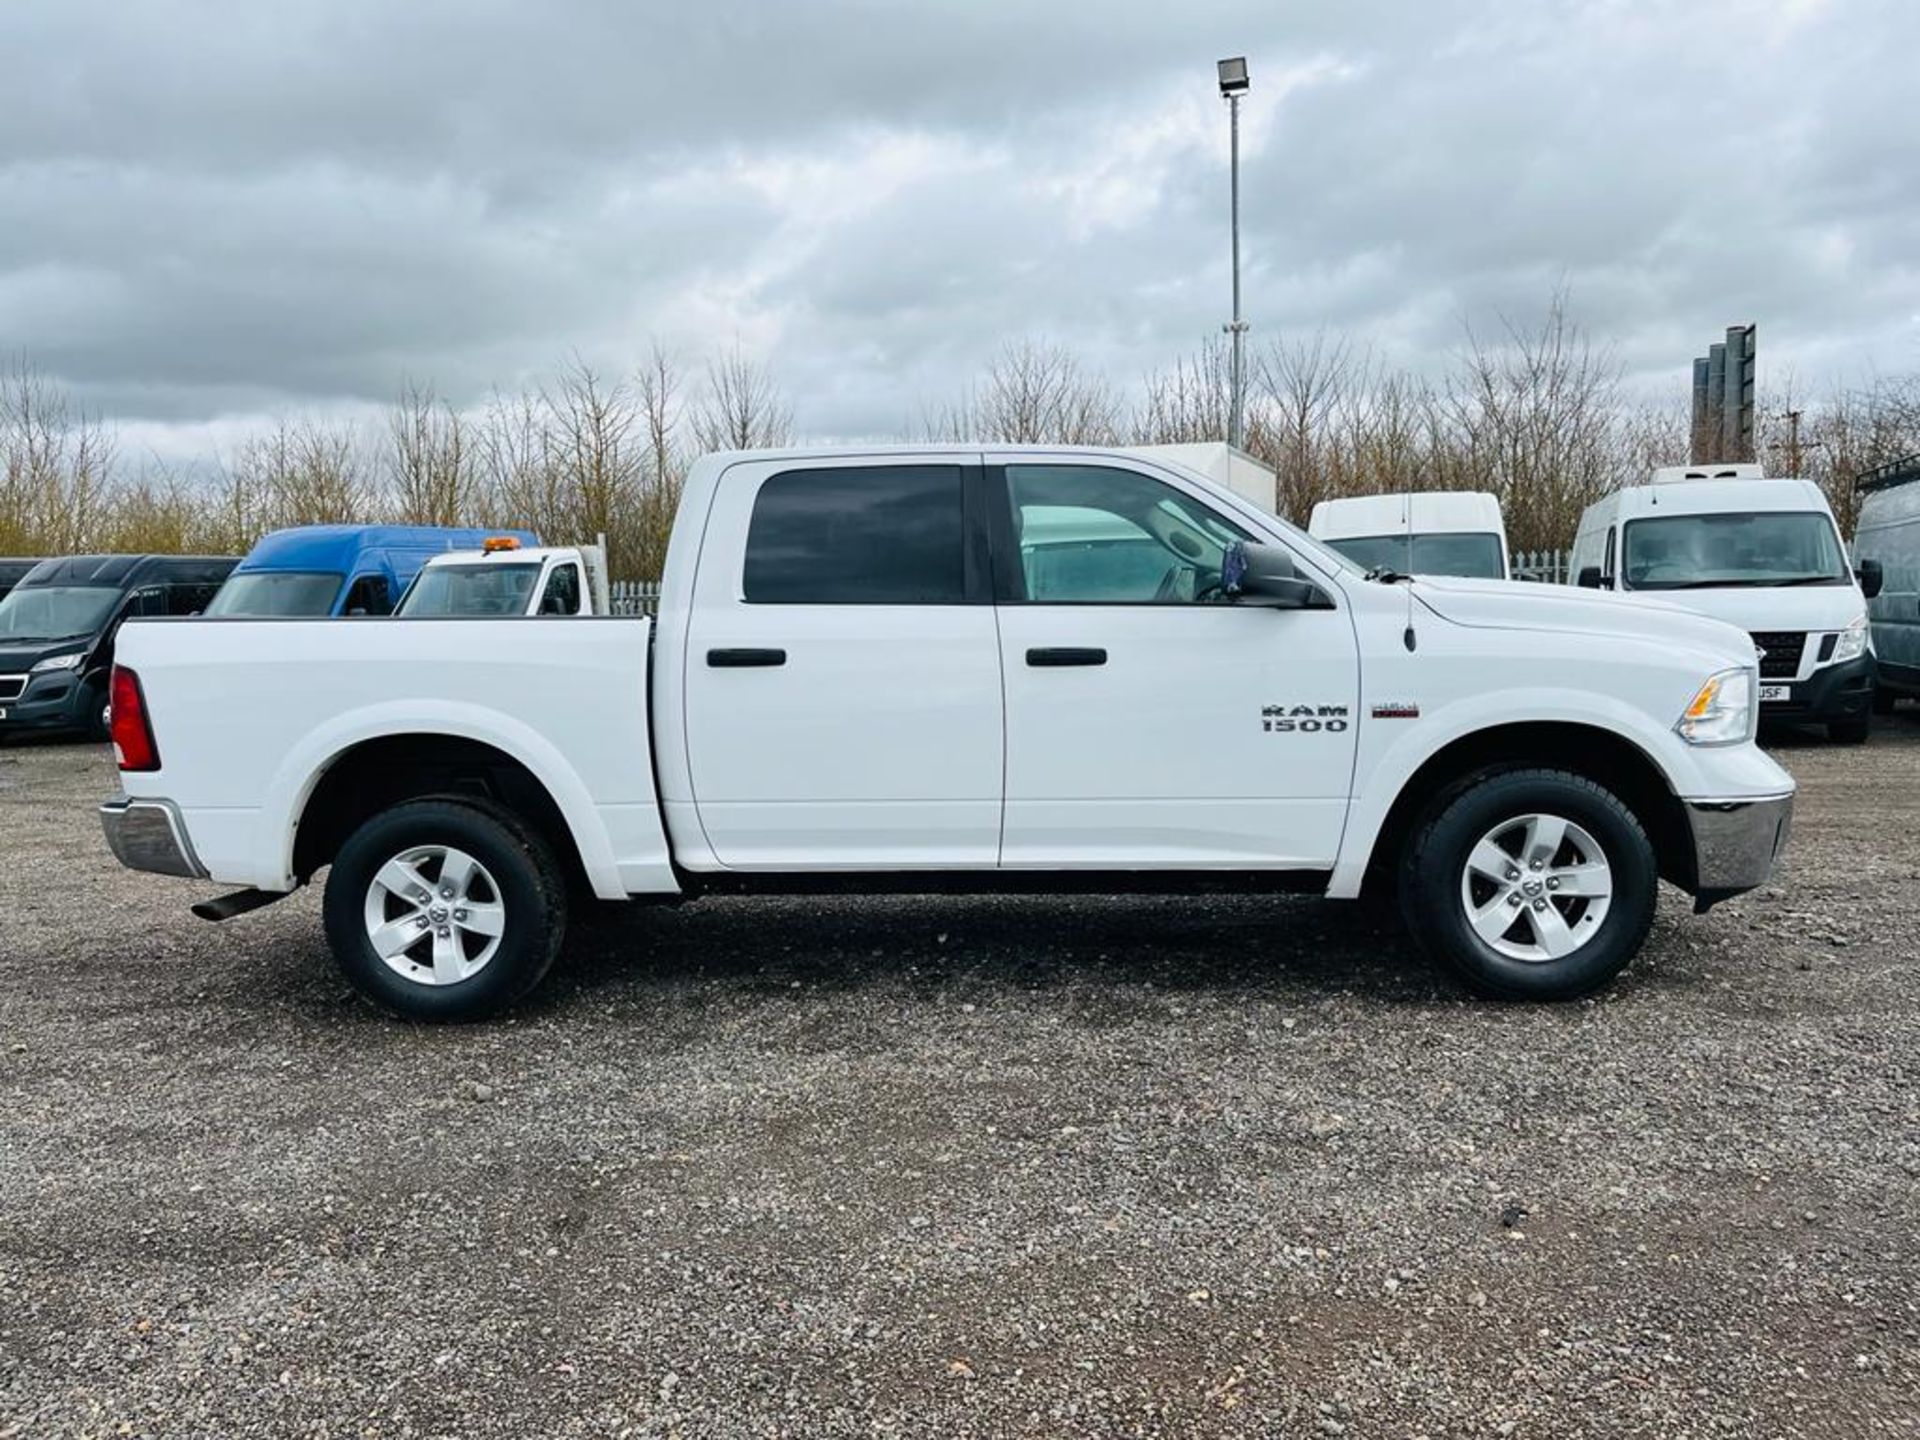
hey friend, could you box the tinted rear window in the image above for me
[743,465,965,604]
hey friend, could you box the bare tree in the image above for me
[691,344,792,452]
[631,343,687,580]
[387,380,475,526]
[1138,340,1234,445]
[0,358,116,553]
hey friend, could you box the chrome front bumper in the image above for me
[1686,792,1793,908]
[99,796,207,880]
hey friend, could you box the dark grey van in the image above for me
[0,558,43,602]
[0,554,237,741]
[1856,455,1920,712]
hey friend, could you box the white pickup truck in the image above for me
[101,446,1794,1019]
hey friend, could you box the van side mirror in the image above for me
[1221,542,1333,610]
[1857,558,1884,600]
[1576,565,1605,590]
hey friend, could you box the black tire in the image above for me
[84,680,112,742]
[1871,686,1897,717]
[1828,714,1871,745]
[322,797,567,1020]
[1399,768,1658,1001]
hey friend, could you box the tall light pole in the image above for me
[1217,57,1250,451]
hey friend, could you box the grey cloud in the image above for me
[0,0,1915,449]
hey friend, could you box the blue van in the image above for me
[205,525,540,618]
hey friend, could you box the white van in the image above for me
[1308,492,1510,580]
[1570,465,1883,742]
[1852,453,1918,712]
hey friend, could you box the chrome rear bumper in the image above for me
[100,796,207,880]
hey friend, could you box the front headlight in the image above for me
[1832,615,1868,664]
[30,652,84,674]
[1676,667,1756,746]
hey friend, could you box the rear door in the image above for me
[989,457,1359,868]
[681,454,1003,869]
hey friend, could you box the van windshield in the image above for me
[397,563,541,616]
[1623,512,1849,590]
[0,585,120,643]
[1323,532,1505,579]
[205,571,344,617]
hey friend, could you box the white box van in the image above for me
[1852,454,1918,712]
[1129,443,1278,513]
[1570,465,1883,742]
[1308,492,1510,580]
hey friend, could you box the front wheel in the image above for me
[322,798,567,1020]
[1828,713,1871,745]
[1399,769,1658,1001]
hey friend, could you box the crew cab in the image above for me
[101,447,1795,1019]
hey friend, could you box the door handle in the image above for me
[1026,646,1106,667]
[706,647,787,668]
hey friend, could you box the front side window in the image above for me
[1323,532,1505,579]
[342,574,392,616]
[1003,465,1251,603]
[744,465,965,604]
[539,563,582,615]
[0,585,121,642]
[397,563,542,616]
[1624,512,1849,590]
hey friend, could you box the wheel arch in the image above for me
[279,722,627,899]
[1354,721,1695,895]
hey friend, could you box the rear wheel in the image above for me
[322,798,566,1020]
[1399,769,1657,1000]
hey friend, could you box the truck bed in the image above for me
[112,616,671,899]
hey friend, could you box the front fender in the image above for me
[1326,685,1786,897]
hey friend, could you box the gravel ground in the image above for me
[2,724,1918,1439]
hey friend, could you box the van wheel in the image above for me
[1828,714,1871,745]
[322,798,566,1020]
[85,681,112,742]
[1400,769,1657,1001]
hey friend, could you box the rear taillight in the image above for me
[110,665,161,772]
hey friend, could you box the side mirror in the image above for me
[1221,542,1333,610]
[1576,565,1605,590]
[1857,558,1884,600]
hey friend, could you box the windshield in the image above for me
[1324,532,1506,579]
[0,585,121,643]
[205,571,344,617]
[1623,512,1848,590]
[397,563,541,616]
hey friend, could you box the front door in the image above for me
[682,454,1003,869]
[990,458,1359,868]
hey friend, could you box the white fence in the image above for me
[608,580,663,617]
[1513,549,1571,584]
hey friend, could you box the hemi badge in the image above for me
[1371,702,1420,719]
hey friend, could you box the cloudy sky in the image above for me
[1,0,1915,458]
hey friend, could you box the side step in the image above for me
[191,888,288,923]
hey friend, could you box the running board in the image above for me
[190,888,287,923]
